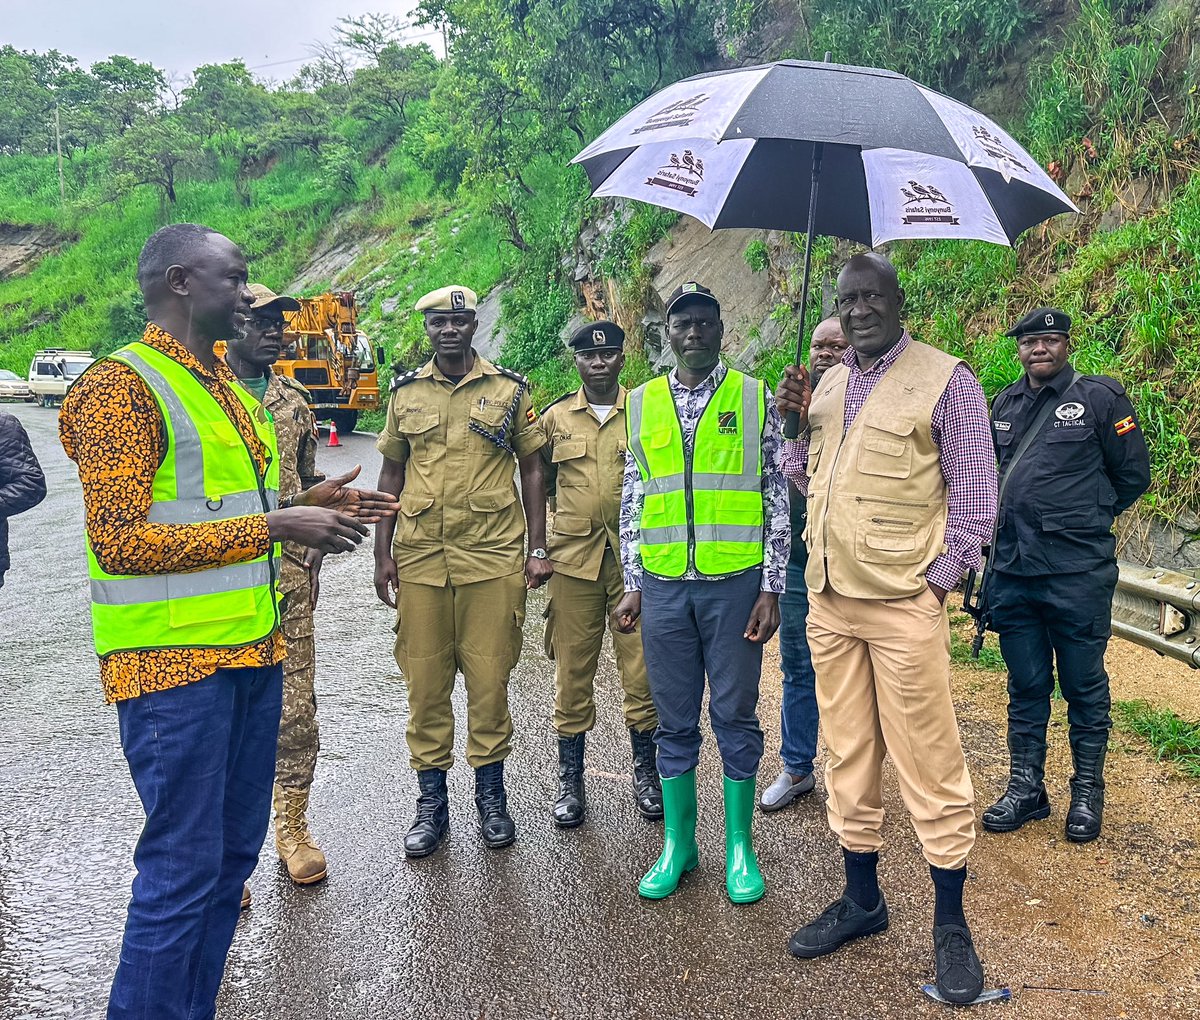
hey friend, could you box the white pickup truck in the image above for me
[28,349,95,407]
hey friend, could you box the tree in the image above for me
[89,55,166,133]
[334,12,407,62]
[109,114,198,203]
[349,42,439,128]
[181,61,274,139]
[0,48,53,154]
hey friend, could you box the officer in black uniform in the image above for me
[982,307,1150,844]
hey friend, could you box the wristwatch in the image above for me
[529,548,548,559]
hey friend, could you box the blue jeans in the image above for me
[778,561,818,776]
[640,570,765,782]
[109,665,283,1020]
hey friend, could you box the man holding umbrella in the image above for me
[775,253,997,1004]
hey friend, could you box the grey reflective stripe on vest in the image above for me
[90,559,273,606]
[641,523,762,546]
[147,487,278,523]
[643,472,760,497]
[114,348,206,501]
[626,384,649,473]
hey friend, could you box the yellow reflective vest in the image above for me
[87,341,281,656]
[626,369,765,577]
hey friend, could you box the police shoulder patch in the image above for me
[389,368,421,392]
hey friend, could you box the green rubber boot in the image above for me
[724,774,764,904]
[638,770,699,899]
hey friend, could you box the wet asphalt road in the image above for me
[1,402,997,1020]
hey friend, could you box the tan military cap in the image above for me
[415,285,477,314]
[248,283,301,312]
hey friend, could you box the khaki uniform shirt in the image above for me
[539,386,627,582]
[260,371,323,597]
[378,351,545,586]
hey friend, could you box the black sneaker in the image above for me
[933,923,985,1004]
[787,894,889,959]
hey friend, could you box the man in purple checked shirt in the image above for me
[775,253,997,1005]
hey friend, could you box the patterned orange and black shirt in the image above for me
[59,324,284,704]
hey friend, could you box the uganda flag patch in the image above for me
[526,408,538,424]
[1114,415,1137,436]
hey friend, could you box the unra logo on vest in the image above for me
[717,411,738,434]
[1055,402,1085,421]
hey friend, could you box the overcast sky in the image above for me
[4,0,436,81]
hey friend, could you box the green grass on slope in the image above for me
[0,154,346,375]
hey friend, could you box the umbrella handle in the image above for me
[781,139,825,441]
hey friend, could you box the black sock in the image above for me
[930,864,967,926]
[842,849,880,911]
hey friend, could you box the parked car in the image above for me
[28,349,94,407]
[0,369,34,403]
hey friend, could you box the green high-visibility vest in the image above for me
[626,369,765,578]
[87,341,282,657]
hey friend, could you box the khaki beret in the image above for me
[415,285,477,314]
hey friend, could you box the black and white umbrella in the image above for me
[572,59,1076,435]
[573,59,1075,247]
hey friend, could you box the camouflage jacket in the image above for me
[263,371,324,595]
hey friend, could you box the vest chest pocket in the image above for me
[551,439,589,486]
[858,419,915,479]
[807,429,826,476]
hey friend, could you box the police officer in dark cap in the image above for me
[539,320,662,828]
[982,307,1149,843]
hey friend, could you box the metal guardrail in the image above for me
[1113,560,1200,669]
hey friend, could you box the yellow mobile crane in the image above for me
[276,291,381,434]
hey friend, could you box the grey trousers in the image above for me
[639,570,765,781]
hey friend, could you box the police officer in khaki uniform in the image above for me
[374,285,551,858]
[540,321,661,829]
[225,284,330,889]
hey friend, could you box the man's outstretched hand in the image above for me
[297,464,400,522]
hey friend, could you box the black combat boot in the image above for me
[982,732,1051,833]
[552,733,586,828]
[1066,737,1107,843]
[403,769,449,859]
[629,728,664,820]
[474,761,517,848]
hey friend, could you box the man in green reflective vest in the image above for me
[60,223,399,1020]
[613,281,790,904]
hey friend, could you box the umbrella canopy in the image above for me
[573,59,1076,246]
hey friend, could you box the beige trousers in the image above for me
[807,586,976,869]
[394,573,526,771]
[544,548,656,736]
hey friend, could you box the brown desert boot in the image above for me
[273,783,328,884]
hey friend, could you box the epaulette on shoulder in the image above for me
[540,391,575,416]
[1088,374,1126,396]
[389,368,421,393]
[277,374,311,399]
[496,364,529,387]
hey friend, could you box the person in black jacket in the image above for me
[982,308,1150,844]
[0,411,47,589]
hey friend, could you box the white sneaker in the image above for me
[759,770,816,812]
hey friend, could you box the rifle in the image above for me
[961,547,993,660]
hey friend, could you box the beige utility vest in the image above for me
[805,339,962,599]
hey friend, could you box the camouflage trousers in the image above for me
[276,586,319,790]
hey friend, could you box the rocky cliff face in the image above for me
[0,224,73,281]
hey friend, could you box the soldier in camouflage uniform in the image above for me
[226,284,328,885]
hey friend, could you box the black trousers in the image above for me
[989,562,1118,750]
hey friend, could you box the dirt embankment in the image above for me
[0,223,74,281]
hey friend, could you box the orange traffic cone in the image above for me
[327,420,340,447]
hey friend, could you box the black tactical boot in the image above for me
[474,761,517,848]
[552,733,586,828]
[403,769,449,858]
[982,733,1051,833]
[1066,738,1107,843]
[629,728,664,820]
